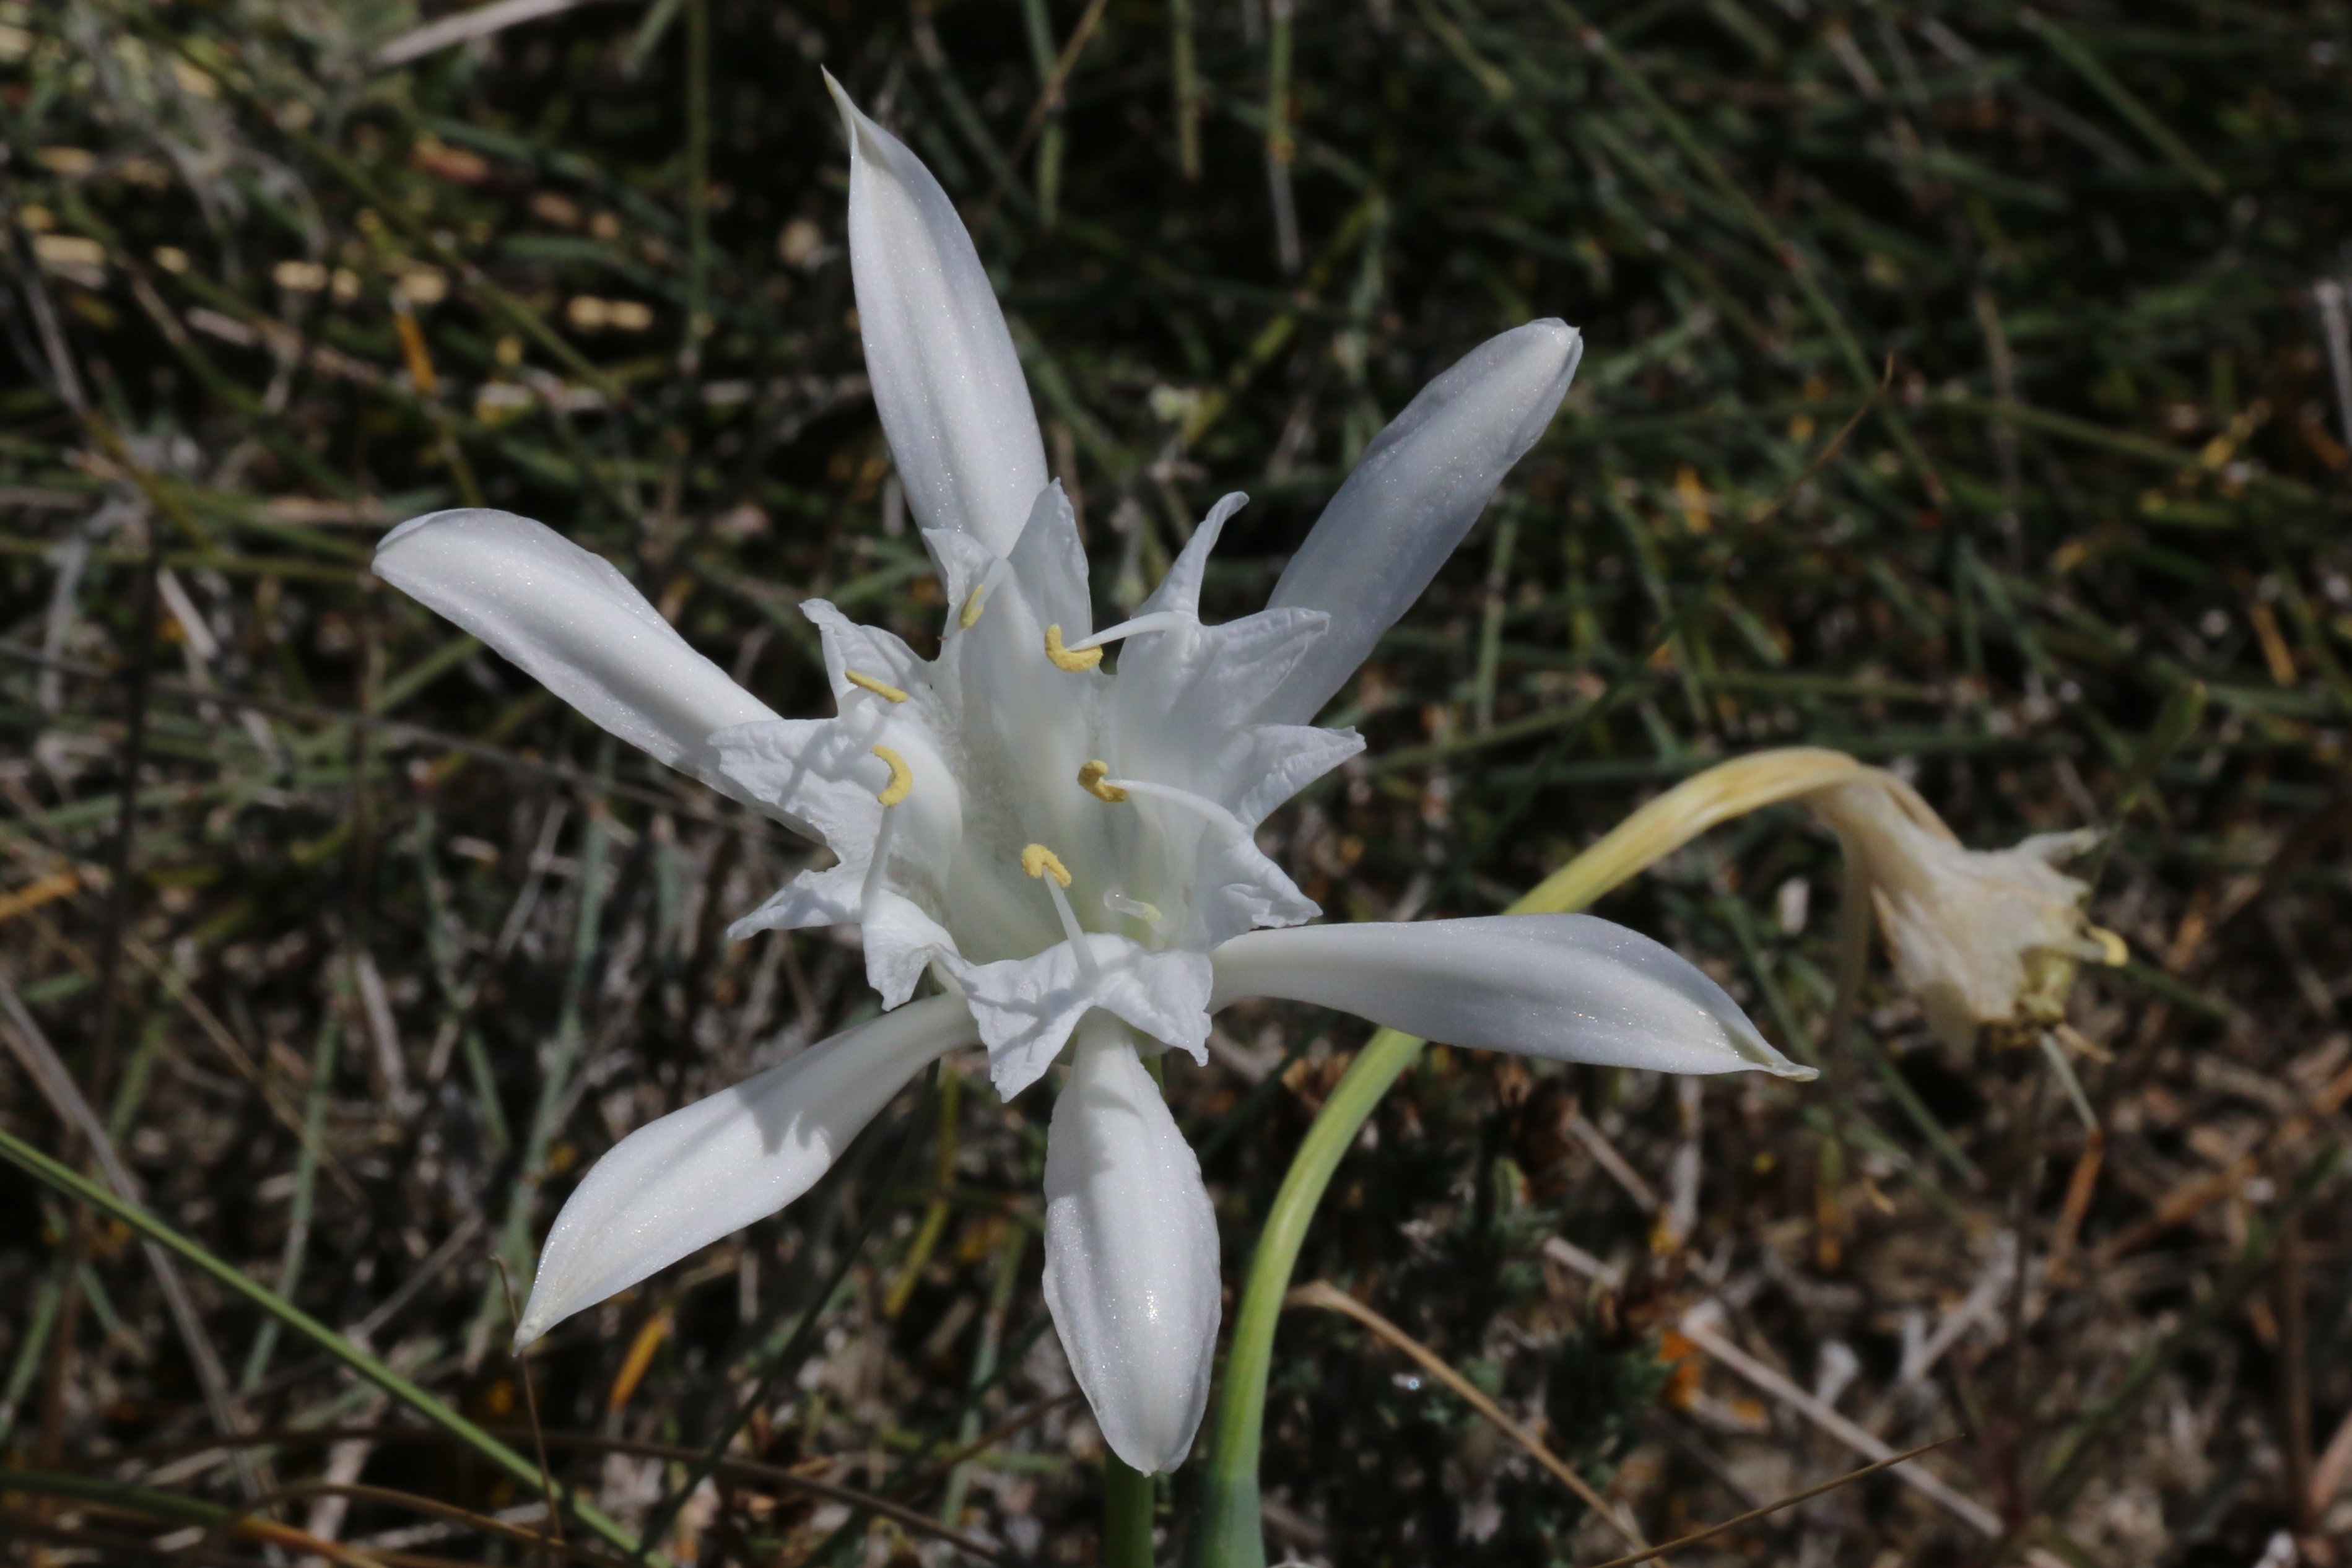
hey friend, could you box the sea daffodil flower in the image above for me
[372,80,1810,1476]
[1803,774,2124,1052]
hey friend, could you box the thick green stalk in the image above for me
[1193,747,1875,1567]
[0,1123,653,1561]
[1105,1452,1157,1568]
[1192,1026,1424,1566]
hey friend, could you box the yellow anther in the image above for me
[1077,760,1128,803]
[845,669,909,704]
[871,744,913,806]
[959,584,989,629]
[2089,925,2128,967]
[1020,843,1073,888]
[1043,624,1102,672]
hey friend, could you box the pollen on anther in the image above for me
[871,744,913,806]
[1077,760,1128,803]
[845,669,909,704]
[1043,625,1103,672]
[959,584,989,629]
[1020,843,1073,887]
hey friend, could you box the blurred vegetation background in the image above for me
[1,0,2349,1564]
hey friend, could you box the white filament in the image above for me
[860,804,900,914]
[1105,776,1250,842]
[1042,875,1099,982]
[1068,611,1187,653]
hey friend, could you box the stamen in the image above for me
[1076,760,1128,803]
[1020,843,1073,886]
[1022,842,1097,979]
[1043,625,1103,672]
[1068,611,1186,652]
[1104,890,1164,928]
[952,559,1009,636]
[871,745,913,806]
[860,801,899,912]
[845,669,910,704]
[1091,774,1248,841]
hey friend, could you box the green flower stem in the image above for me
[1105,1452,1157,1568]
[0,1124,653,1563]
[1193,747,1871,1567]
[1192,1023,1424,1567]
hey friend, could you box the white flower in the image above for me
[372,78,1810,1476]
[1803,774,2123,1053]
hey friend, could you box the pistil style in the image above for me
[1104,890,1165,931]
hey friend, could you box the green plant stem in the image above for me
[1193,1024,1424,1566]
[1195,749,1866,1567]
[1105,1452,1157,1568]
[0,1123,653,1561]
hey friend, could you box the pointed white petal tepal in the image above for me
[514,996,978,1346]
[1209,913,1813,1079]
[829,75,1047,557]
[374,510,778,797]
[1261,321,1583,723]
[1042,1014,1222,1476]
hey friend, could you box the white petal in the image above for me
[1133,490,1250,622]
[374,510,778,796]
[946,939,1213,1099]
[1115,608,1333,748]
[1042,1014,1222,1476]
[514,996,978,1346]
[713,715,969,960]
[1260,321,1583,723]
[710,695,967,920]
[1006,481,1092,638]
[1183,825,1322,948]
[710,716,884,856]
[922,525,998,631]
[801,599,933,703]
[829,75,1047,557]
[727,861,865,941]
[862,891,961,1009]
[1226,723,1365,829]
[1209,913,1813,1079]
